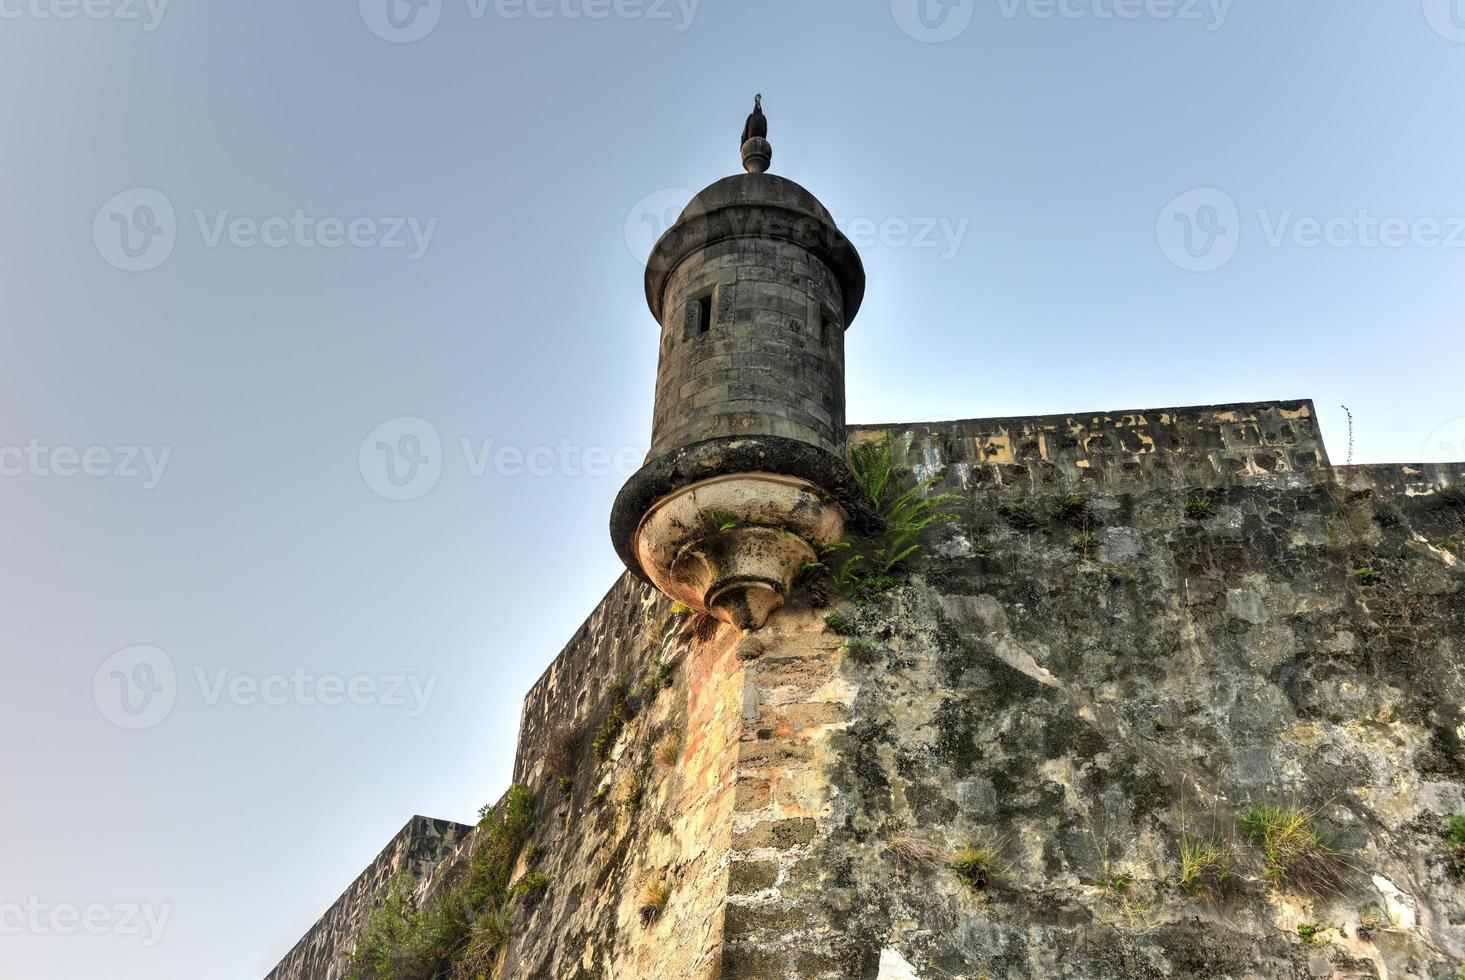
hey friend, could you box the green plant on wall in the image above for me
[811,434,959,601]
[1240,805,1347,894]
[950,843,1007,892]
[344,871,433,979]
[653,727,682,766]
[1184,495,1213,520]
[619,771,646,813]
[344,786,538,980]
[510,871,550,899]
[1357,902,1390,939]
[1296,922,1329,943]
[1055,493,1091,529]
[1178,833,1235,898]
[591,678,636,760]
[639,874,671,925]
[704,510,741,533]
[998,501,1043,530]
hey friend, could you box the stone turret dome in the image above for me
[645,172,865,329]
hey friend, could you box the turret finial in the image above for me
[740,94,771,174]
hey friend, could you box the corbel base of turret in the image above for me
[633,473,846,630]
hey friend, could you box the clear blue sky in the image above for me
[2,1,1462,976]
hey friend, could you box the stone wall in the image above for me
[725,405,1465,978]
[860,398,1330,491]
[511,577,662,785]
[268,399,1465,979]
[266,816,473,980]
[496,578,744,978]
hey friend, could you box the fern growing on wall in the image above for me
[813,433,960,600]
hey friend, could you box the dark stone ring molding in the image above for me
[609,434,870,580]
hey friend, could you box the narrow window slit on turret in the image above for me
[684,290,715,340]
[697,293,713,334]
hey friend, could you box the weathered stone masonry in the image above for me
[271,399,1465,979]
[266,817,472,980]
[647,181,852,458]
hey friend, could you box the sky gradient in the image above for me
[2,1,1463,976]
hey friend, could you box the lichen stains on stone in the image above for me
[778,446,1465,977]
[275,410,1465,980]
